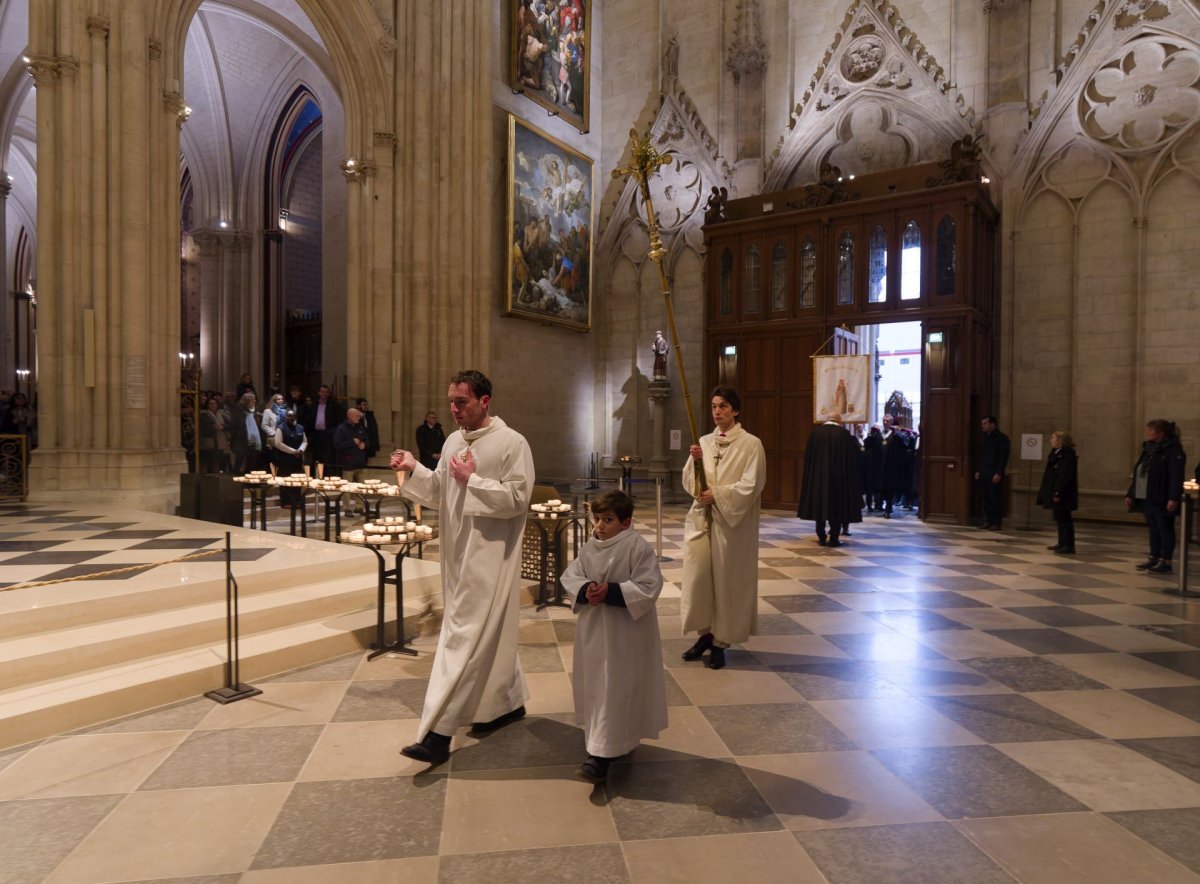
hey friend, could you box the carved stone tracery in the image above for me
[1080,39,1200,152]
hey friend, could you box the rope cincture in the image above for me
[1,548,226,592]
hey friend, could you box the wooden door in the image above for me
[920,318,969,521]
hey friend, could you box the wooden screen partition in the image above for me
[703,162,998,521]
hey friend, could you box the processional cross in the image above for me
[613,128,710,506]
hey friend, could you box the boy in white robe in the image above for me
[561,490,668,782]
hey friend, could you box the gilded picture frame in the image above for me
[509,0,590,133]
[505,115,593,332]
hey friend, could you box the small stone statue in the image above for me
[651,330,669,380]
[703,186,728,225]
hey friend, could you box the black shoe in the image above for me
[1150,561,1173,574]
[578,755,611,782]
[1048,544,1063,551]
[682,633,714,662]
[1054,547,1076,555]
[400,731,451,766]
[883,512,891,519]
[470,705,526,734]
[1136,559,1158,571]
[986,524,1001,531]
[827,539,843,548]
[816,535,827,546]
[707,647,726,670]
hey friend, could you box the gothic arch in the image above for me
[156,0,391,159]
[765,0,980,191]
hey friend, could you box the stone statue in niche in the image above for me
[703,186,729,225]
[651,330,669,380]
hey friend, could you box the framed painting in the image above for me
[510,0,590,133]
[505,115,593,332]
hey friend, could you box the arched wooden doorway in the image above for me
[704,162,998,523]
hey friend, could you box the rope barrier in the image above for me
[1,548,226,592]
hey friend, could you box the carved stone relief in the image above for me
[841,36,886,82]
[636,156,704,234]
[825,102,914,174]
[1113,0,1171,30]
[1080,39,1200,152]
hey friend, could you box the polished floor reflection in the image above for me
[3,507,1200,883]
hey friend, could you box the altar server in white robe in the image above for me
[681,386,767,670]
[561,489,668,782]
[389,370,535,765]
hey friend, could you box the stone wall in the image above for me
[284,133,323,318]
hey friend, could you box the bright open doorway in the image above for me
[858,320,923,431]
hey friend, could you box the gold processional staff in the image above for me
[612,127,709,512]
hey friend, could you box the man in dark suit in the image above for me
[302,385,343,476]
[976,415,1011,530]
[355,398,381,459]
[416,411,446,471]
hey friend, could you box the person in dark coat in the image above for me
[355,398,381,458]
[273,410,308,509]
[863,425,884,512]
[797,416,863,547]
[416,411,447,471]
[333,408,371,516]
[1037,431,1079,554]
[879,414,912,518]
[975,415,1010,529]
[1126,419,1187,574]
[302,385,344,476]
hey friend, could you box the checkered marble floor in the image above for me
[4,507,1200,883]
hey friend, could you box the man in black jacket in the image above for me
[303,385,343,476]
[334,408,371,516]
[355,398,381,459]
[416,411,446,471]
[975,415,1010,530]
[1126,420,1187,574]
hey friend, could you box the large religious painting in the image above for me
[505,115,593,332]
[813,355,871,423]
[510,0,590,133]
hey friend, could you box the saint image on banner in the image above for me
[813,355,870,423]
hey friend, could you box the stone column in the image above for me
[648,377,672,486]
[194,229,223,387]
[380,0,493,443]
[0,177,10,385]
[28,1,188,509]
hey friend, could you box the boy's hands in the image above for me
[585,582,609,605]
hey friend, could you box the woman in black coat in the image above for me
[1037,431,1078,554]
[1125,419,1187,574]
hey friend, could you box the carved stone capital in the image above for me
[0,178,11,198]
[86,16,110,37]
[373,131,398,148]
[191,230,223,257]
[148,37,163,61]
[163,91,191,126]
[378,35,397,54]
[26,55,62,86]
[341,158,375,182]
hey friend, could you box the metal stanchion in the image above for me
[655,476,672,563]
[205,531,263,704]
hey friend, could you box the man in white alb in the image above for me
[389,370,535,765]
